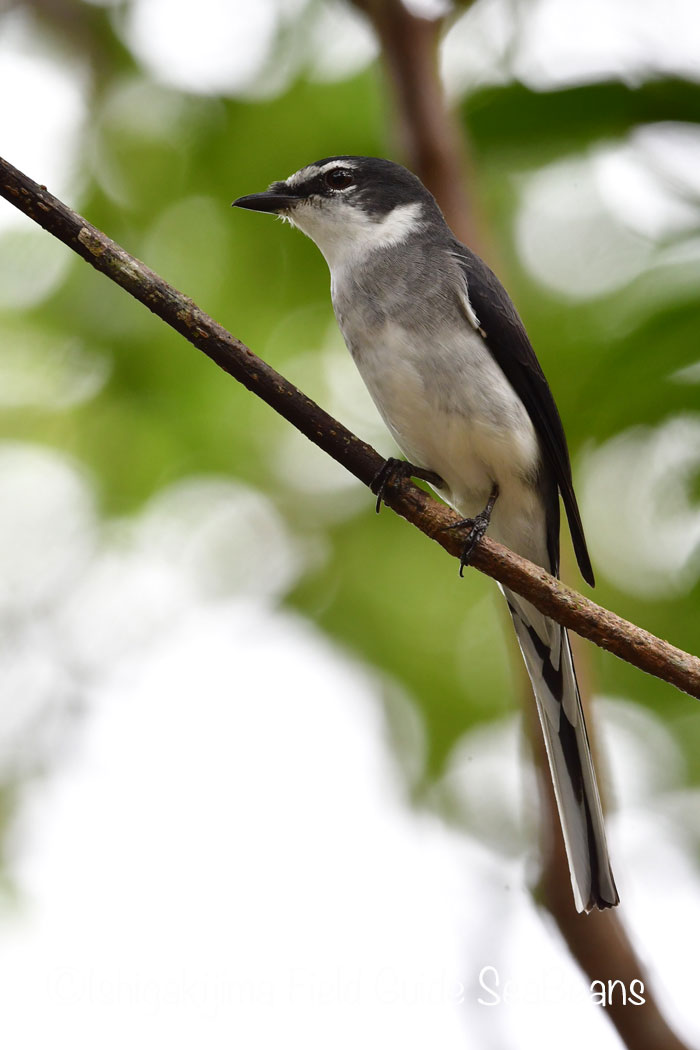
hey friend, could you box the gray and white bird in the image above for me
[233,156,618,913]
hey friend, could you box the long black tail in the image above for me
[504,586,619,912]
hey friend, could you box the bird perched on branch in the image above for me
[233,155,618,913]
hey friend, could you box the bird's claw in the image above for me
[443,484,500,576]
[371,457,408,513]
[443,514,489,576]
[370,458,444,513]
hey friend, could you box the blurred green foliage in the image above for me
[2,0,700,787]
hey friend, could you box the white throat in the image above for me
[288,200,424,273]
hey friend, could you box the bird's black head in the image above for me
[234,156,437,217]
[232,156,443,266]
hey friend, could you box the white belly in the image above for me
[342,318,550,568]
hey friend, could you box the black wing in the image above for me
[455,245,594,587]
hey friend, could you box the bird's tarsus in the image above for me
[444,484,500,576]
[371,457,444,513]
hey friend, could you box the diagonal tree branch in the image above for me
[2,153,700,705]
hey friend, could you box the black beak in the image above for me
[232,191,299,213]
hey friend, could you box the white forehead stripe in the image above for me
[286,159,358,187]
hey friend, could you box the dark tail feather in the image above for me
[503,586,619,912]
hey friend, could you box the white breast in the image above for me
[335,309,550,568]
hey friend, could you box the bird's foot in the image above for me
[370,457,444,513]
[443,484,500,576]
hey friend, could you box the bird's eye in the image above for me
[324,168,355,191]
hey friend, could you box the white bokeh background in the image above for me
[1,443,698,1049]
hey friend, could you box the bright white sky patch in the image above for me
[515,127,700,299]
[0,227,74,311]
[580,417,700,597]
[0,445,97,616]
[123,0,281,95]
[442,0,700,95]
[402,0,451,16]
[514,0,700,87]
[0,10,86,304]
[515,154,652,299]
[0,324,109,410]
[441,0,512,97]
[0,10,86,232]
[596,123,700,240]
[306,1,378,83]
